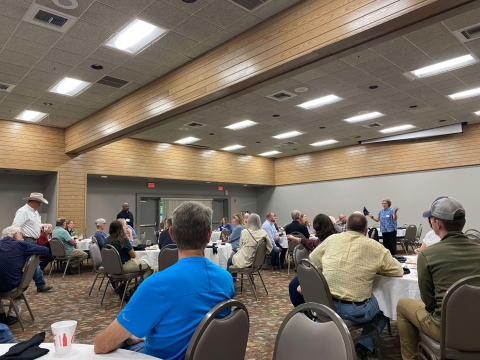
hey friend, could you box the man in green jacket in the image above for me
[396,196,480,360]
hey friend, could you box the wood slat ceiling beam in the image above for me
[65,0,475,154]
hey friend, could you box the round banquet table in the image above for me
[75,239,91,251]
[371,260,421,320]
[210,232,222,242]
[135,243,232,270]
[0,343,160,359]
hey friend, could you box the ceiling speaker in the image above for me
[52,0,78,9]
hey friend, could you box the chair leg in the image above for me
[374,324,382,360]
[257,270,269,295]
[287,251,291,275]
[240,274,243,293]
[98,273,106,291]
[62,260,71,278]
[21,294,35,322]
[120,279,132,308]
[8,298,24,332]
[249,274,256,289]
[48,260,56,277]
[387,317,391,335]
[100,278,109,305]
[89,273,101,296]
[246,274,258,301]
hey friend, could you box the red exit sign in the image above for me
[217,185,223,191]
[148,182,155,188]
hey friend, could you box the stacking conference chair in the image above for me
[415,224,423,247]
[49,238,81,278]
[100,245,144,308]
[88,243,106,297]
[273,303,356,360]
[185,300,249,360]
[220,229,231,240]
[0,255,38,331]
[228,239,268,301]
[158,244,178,271]
[419,275,480,360]
[286,239,298,274]
[293,244,310,270]
[465,229,480,245]
[297,259,388,359]
[398,224,417,255]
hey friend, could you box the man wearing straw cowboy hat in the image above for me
[12,192,53,293]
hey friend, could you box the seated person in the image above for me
[94,201,234,359]
[287,213,337,251]
[36,224,54,271]
[159,218,174,248]
[414,223,440,254]
[106,220,153,298]
[291,213,403,359]
[225,214,244,250]
[0,226,49,326]
[336,213,347,232]
[0,324,15,343]
[284,210,310,239]
[52,218,88,275]
[93,218,108,249]
[330,215,343,233]
[118,219,134,240]
[262,212,285,267]
[397,197,480,360]
[218,217,232,232]
[228,213,272,270]
[127,225,137,239]
[66,219,78,237]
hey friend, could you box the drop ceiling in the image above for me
[131,6,480,157]
[0,0,298,127]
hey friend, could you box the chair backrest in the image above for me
[442,275,480,356]
[221,229,231,239]
[132,238,140,246]
[297,259,334,309]
[291,231,306,239]
[89,242,102,270]
[252,239,267,269]
[158,244,178,271]
[293,244,310,269]
[20,255,39,292]
[273,302,355,360]
[185,300,249,360]
[140,232,146,243]
[101,244,124,275]
[404,224,417,241]
[465,229,480,245]
[416,224,423,240]
[287,238,298,252]
[50,238,67,257]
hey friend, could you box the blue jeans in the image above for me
[270,244,287,266]
[122,341,145,353]
[0,324,16,344]
[333,294,387,353]
[24,239,47,290]
[289,276,304,307]
[39,252,54,271]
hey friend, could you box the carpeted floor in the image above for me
[7,262,404,359]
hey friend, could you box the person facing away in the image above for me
[94,201,234,360]
[284,210,310,239]
[52,217,88,274]
[296,212,403,359]
[159,218,174,248]
[396,196,480,360]
[117,203,134,228]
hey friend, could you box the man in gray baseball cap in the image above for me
[396,196,480,360]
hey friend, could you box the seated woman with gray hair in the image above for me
[94,218,107,249]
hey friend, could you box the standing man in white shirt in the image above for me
[12,192,53,293]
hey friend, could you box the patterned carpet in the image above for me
[7,262,404,359]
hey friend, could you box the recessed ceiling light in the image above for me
[310,139,338,146]
[319,126,326,129]
[43,102,53,106]
[344,112,384,123]
[297,94,342,109]
[174,137,200,145]
[410,54,476,78]
[379,124,416,133]
[209,133,215,135]
[355,136,361,138]
[105,19,167,54]
[256,141,261,143]
[15,110,47,122]
[243,184,248,186]
[273,131,303,139]
[410,105,417,109]
[448,87,480,100]
[475,111,480,115]
[369,85,378,89]
[221,145,245,151]
[292,148,297,150]
[53,0,78,9]
[183,0,196,3]
[91,64,103,70]
[439,119,446,122]
[49,77,91,96]
[259,151,281,156]
[206,181,211,183]
[272,114,280,117]
[225,120,258,130]
[101,175,108,178]
[294,87,308,93]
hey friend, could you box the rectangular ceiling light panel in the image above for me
[310,139,338,146]
[221,145,245,151]
[105,19,167,54]
[225,120,258,130]
[15,110,48,122]
[174,137,200,144]
[344,112,384,123]
[273,131,303,139]
[448,87,480,100]
[259,151,281,156]
[49,77,91,96]
[410,55,476,78]
[297,95,342,110]
[379,124,416,133]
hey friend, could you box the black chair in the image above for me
[185,300,249,360]
[48,238,81,278]
[88,242,106,297]
[398,224,417,254]
[293,244,310,270]
[158,244,178,271]
[0,256,38,331]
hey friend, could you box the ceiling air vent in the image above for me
[97,76,129,89]
[280,141,297,146]
[227,0,271,11]
[23,4,78,33]
[362,122,383,129]
[0,83,15,93]
[265,90,297,102]
[184,121,206,128]
[452,22,480,43]
[186,144,209,149]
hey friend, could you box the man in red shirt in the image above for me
[36,224,54,271]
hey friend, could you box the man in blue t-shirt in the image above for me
[94,201,234,360]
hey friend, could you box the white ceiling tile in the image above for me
[371,36,412,55]
[135,73,158,84]
[147,65,173,78]
[183,43,211,59]
[442,7,480,31]
[107,67,145,82]
[0,14,20,35]
[23,69,62,84]
[13,22,62,47]
[202,30,235,48]
[76,58,117,76]
[174,16,222,42]
[97,0,155,15]
[162,0,214,14]
[415,33,462,54]
[428,45,471,62]
[0,72,23,86]
[54,35,102,56]
[81,2,134,31]
[83,83,119,97]
[0,50,40,68]
[0,61,29,78]
[138,1,191,30]
[0,0,31,20]
[34,60,73,77]
[316,60,350,74]
[0,99,27,110]
[195,0,250,28]
[252,0,295,20]
[122,57,160,74]
[4,93,36,105]
[226,14,262,35]
[66,68,103,83]
[341,49,380,65]
[404,22,452,44]
[163,55,191,69]
[154,32,198,54]
[136,44,177,64]
[66,20,112,44]
[4,37,50,57]
[10,86,44,98]
[43,49,84,67]
[89,47,132,66]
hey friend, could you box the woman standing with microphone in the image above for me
[369,199,399,255]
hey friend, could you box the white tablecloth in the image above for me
[136,249,160,269]
[372,257,420,320]
[205,243,232,270]
[0,343,159,359]
[278,236,288,248]
[378,229,406,237]
[210,232,222,242]
[75,239,91,251]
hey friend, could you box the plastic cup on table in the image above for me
[51,320,77,355]
[217,240,222,245]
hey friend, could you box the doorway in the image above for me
[138,197,160,244]
[212,198,229,229]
